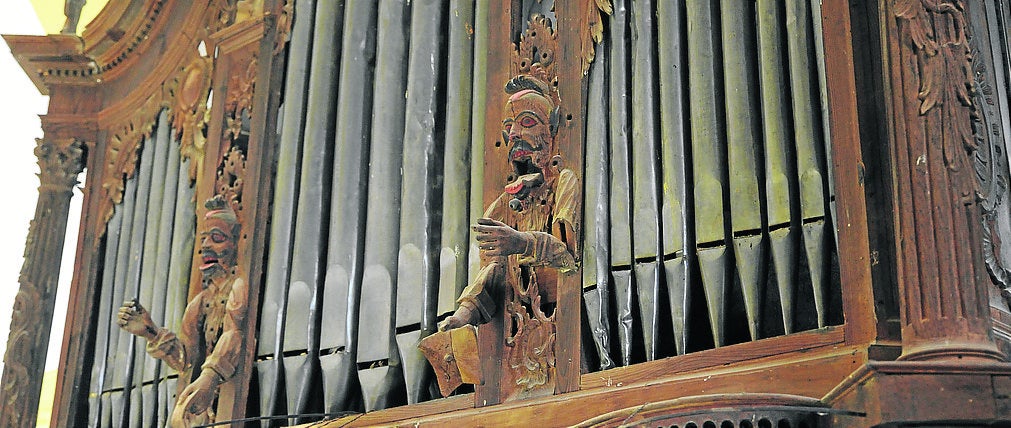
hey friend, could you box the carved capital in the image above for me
[35,138,85,193]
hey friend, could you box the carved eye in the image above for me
[210,231,227,243]
[519,116,538,128]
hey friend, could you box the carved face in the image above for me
[503,89,555,180]
[198,213,238,280]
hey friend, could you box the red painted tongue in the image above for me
[505,181,524,195]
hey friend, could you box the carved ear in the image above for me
[549,106,561,137]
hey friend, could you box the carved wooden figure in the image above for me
[422,16,580,402]
[117,195,248,426]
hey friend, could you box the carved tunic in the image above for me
[147,273,247,386]
[458,169,579,319]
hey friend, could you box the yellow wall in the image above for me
[30,0,109,35]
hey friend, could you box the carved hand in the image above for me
[474,218,533,258]
[171,370,221,424]
[117,300,158,340]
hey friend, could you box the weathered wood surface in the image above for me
[0,138,84,428]
[308,339,862,427]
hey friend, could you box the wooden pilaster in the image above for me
[882,0,1003,362]
[0,138,85,428]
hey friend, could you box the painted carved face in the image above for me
[503,89,555,179]
[199,214,238,280]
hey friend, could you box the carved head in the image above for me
[199,195,240,281]
[502,75,559,184]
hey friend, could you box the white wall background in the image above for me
[0,0,80,380]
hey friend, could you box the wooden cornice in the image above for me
[2,34,96,95]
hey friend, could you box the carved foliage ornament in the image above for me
[966,8,1011,303]
[2,138,83,427]
[168,56,215,180]
[224,55,258,144]
[36,138,86,193]
[894,0,977,181]
[579,0,612,74]
[100,54,213,227]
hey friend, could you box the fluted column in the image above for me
[884,0,1003,361]
[0,138,85,428]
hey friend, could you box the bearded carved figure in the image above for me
[118,196,247,427]
[423,73,579,399]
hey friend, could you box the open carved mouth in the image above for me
[200,254,220,271]
[509,140,541,176]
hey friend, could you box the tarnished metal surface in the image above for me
[656,0,691,356]
[721,0,765,341]
[116,127,158,427]
[582,35,614,370]
[391,0,446,407]
[608,0,636,364]
[285,0,345,417]
[757,0,798,334]
[259,0,317,421]
[687,0,729,347]
[630,0,663,360]
[89,202,125,427]
[786,0,829,328]
[438,0,476,320]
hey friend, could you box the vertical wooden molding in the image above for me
[0,138,85,428]
[883,0,1003,361]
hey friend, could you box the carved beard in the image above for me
[506,136,551,211]
[199,248,235,282]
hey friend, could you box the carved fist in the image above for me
[473,218,533,258]
[171,370,221,426]
[117,300,157,340]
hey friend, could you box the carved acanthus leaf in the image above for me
[894,0,977,176]
[224,55,258,143]
[273,0,294,54]
[35,138,85,193]
[579,0,612,74]
[513,15,561,105]
[216,144,247,224]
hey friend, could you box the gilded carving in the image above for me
[224,55,258,143]
[100,51,215,227]
[422,14,580,400]
[578,0,612,74]
[168,56,214,180]
[273,0,295,54]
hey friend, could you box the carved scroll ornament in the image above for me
[967,11,1011,306]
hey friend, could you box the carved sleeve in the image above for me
[515,169,580,272]
[200,276,248,381]
[146,295,203,372]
